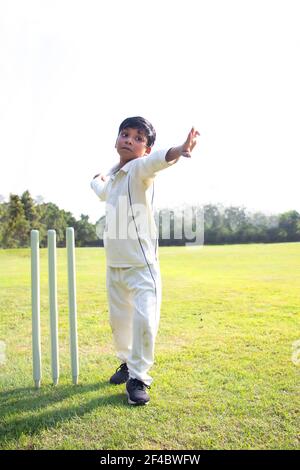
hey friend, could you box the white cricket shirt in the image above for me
[91,148,177,267]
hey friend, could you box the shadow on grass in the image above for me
[0,381,128,446]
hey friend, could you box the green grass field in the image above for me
[0,243,300,450]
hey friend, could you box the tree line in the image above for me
[0,191,300,248]
[0,191,97,248]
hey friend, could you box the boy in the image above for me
[91,116,199,405]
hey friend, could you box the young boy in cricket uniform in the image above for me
[91,116,199,405]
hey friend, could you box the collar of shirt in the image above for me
[119,158,140,173]
[109,159,134,179]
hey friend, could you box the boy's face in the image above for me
[115,127,152,162]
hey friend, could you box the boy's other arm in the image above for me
[90,173,109,201]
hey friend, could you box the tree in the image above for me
[0,201,9,248]
[278,211,300,242]
[21,190,39,229]
[2,194,30,247]
[74,214,98,246]
[36,202,68,247]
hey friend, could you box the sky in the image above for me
[1,0,300,223]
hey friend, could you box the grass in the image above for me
[0,243,300,449]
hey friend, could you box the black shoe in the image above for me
[109,363,129,385]
[126,378,151,405]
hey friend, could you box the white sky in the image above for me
[1,0,299,223]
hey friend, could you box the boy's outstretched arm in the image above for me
[165,127,200,162]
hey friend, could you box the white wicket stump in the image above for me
[48,230,59,386]
[31,230,42,389]
[66,227,79,385]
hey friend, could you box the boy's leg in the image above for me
[125,263,162,386]
[106,267,134,364]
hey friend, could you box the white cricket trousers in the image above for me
[106,263,161,386]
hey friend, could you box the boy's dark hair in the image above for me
[118,116,156,147]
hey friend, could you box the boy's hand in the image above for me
[93,173,107,182]
[181,127,200,158]
[165,127,200,162]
